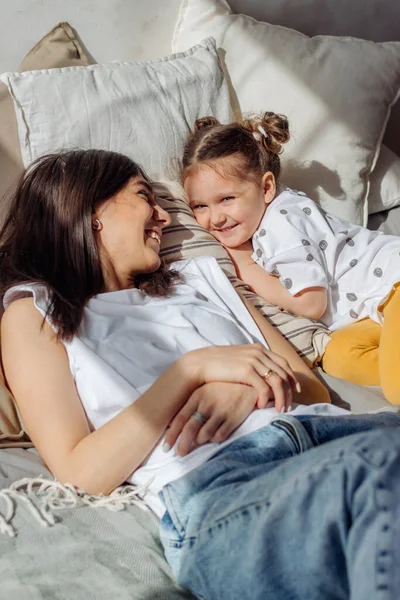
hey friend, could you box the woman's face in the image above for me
[95,175,171,290]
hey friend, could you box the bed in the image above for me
[0,1,399,597]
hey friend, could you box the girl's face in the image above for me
[95,176,171,290]
[184,163,275,249]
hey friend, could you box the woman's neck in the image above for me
[102,261,135,293]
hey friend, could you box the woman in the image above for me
[0,149,399,600]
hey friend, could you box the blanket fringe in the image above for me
[0,476,151,537]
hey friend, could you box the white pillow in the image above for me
[172,0,400,225]
[0,38,231,181]
[369,144,400,215]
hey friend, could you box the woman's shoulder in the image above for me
[169,256,236,300]
[170,256,220,276]
[1,295,44,345]
[3,282,49,313]
[3,294,36,318]
[2,283,51,337]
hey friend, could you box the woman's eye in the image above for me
[139,189,154,203]
[193,204,206,210]
[221,196,234,202]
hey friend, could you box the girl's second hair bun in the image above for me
[194,116,220,132]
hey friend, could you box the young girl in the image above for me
[183,113,400,403]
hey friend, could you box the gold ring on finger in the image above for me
[263,369,275,382]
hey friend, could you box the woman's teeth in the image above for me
[147,231,161,244]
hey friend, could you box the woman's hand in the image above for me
[164,381,259,456]
[184,344,300,411]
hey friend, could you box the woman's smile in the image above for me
[145,228,162,246]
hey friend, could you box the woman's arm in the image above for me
[1,298,200,496]
[164,298,331,455]
[241,297,331,405]
[1,297,298,495]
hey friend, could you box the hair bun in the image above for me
[260,112,290,154]
[194,116,220,132]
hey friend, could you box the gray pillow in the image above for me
[368,203,400,237]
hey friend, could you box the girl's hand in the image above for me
[184,344,300,411]
[164,381,259,456]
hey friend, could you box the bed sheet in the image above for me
[0,448,193,600]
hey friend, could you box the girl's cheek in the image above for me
[197,214,210,230]
[232,207,246,223]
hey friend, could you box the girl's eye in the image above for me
[193,204,206,210]
[221,196,234,202]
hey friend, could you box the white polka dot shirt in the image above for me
[252,187,400,331]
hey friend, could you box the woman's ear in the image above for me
[92,218,103,232]
[262,172,276,206]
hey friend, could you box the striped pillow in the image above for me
[155,181,330,366]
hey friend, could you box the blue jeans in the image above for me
[160,412,400,599]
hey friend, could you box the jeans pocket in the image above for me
[271,415,315,453]
[271,419,301,453]
[159,487,186,541]
[160,509,184,549]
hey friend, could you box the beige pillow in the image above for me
[0,23,94,448]
[172,0,400,226]
[156,181,331,367]
[0,22,94,226]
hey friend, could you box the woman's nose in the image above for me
[155,204,172,228]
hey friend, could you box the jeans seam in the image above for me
[192,498,273,538]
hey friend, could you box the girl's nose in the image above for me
[210,208,227,229]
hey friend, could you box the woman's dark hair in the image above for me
[182,112,290,184]
[0,149,180,341]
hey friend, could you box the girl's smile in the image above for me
[184,163,275,249]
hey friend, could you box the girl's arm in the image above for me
[242,262,327,320]
[229,246,327,320]
[241,296,331,405]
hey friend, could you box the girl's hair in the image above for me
[0,149,180,341]
[182,112,290,184]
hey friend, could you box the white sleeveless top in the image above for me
[4,257,346,516]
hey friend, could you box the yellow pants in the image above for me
[321,285,400,405]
